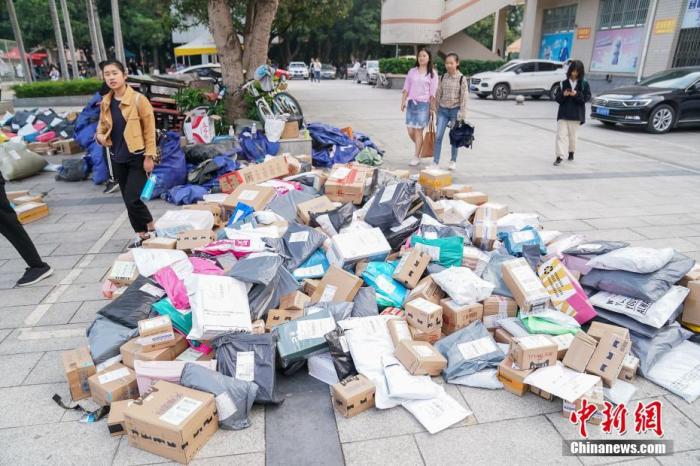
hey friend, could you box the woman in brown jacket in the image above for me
[95,60,156,247]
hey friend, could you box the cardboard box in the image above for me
[325,165,368,204]
[462,246,490,272]
[482,296,518,330]
[405,276,445,305]
[419,169,452,191]
[311,266,363,303]
[218,155,291,193]
[497,356,534,396]
[530,386,554,401]
[107,400,133,436]
[474,221,498,250]
[142,237,177,249]
[176,230,216,251]
[619,353,639,382]
[61,346,96,401]
[680,263,700,287]
[281,120,300,139]
[223,184,276,212]
[548,333,575,360]
[137,316,176,352]
[88,363,138,406]
[302,278,320,296]
[51,138,81,154]
[502,258,551,314]
[280,291,311,310]
[509,335,558,370]
[474,203,508,222]
[562,331,598,372]
[405,298,443,332]
[408,325,441,344]
[124,380,218,464]
[562,381,605,425]
[394,340,447,376]
[331,375,376,417]
[442,184,472,198]
[27,141,53,154]
[15,201,49,224]
[121,334,188,369]
[12,193,44,205]
[328,227,391,267]
[440,299,483,334]
[494,328,515,345]
[387,318,412,347]
[183,203,223,227]
[297,195,335,225]
[586,331,631,387]
[682,281,700,327]
[392,249,430,289]
[265,308,304,331]
[6,190,30,202]
[108,260,139,286]
[587,322,629,342]
[454,191,488,205]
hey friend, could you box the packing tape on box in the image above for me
[52,394,110,423]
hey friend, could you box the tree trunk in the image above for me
[59,0,79,78]
[152,45,160,73]
[241,0,279,77]
[208,0,246,121]
[49,0,69,80]
[111,0,126,64]
[85,0,101,75]
[93,0,107,61]
[6,0,32,82]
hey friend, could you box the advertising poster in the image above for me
[590,27,644,73]
[682,0,700,29]
[539,32,573,62]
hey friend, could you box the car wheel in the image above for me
[646,104,675,134]
[492,83,509,101]
[531,94,542,100]
[549,83,560,100]
[476,93,488,99]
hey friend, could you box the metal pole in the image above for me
[636,0,659,83]
[93,0,107,61]
[49,0,69,80]
[111,0,126,64]
[5,0,32,82]
[59,0,79,78]
[85,0,101,75]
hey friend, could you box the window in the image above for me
[518,62,537,73]
[542,4,577,34]
[599,0,650,29]
[537,62,559,71]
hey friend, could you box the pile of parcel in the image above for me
[60,159,700,463]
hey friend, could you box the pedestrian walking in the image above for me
[432,52,468,171]
[0,172,53,287]
[313,59,322,83]
[49,65,60,81]
[401,48,438,167]
[95,60,156,248]
[553,59,591,166]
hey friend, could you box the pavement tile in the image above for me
[0,254,81,273]
[663,394,700,429]
[191,453,266,466]
[70,299,110,323]
[0,352,43,387]
[49,241,95,256]
[24,351,66,385]
[55,283,105,303]
[0,286,52,308]
[0,420,120,465]
[0,324,87,355]
[36,301,82,326]
[414,415,577,466]
[342,435,423,466]
[546,396,700,465]
[542,219,596,232]
[24,221,83,235]
[628,238,700,252]
[580,229,648,242]
[584,217,651,229]
[457,385,561,423]
[99,238,129,254]
[632,226,699,240]
[642,215,700,226]
[657,449,700,465]
[0,383,69,428]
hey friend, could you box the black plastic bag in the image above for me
[184,141,238,165]
[55,159,89,182]
[311,203,356,236]
[212,332,282,404]
[97,276,162,328]
[325,327,357,381]
[180,363,258,430]
[187,159,221,185]
[364,181,417,232]
[385,214,421,250]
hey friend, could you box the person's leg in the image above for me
[448,107,460,163]
[567,121,578,160]
[123,156,153,235]
[0,183,44,268]
[554,119,567,165]
[433,107,449,165]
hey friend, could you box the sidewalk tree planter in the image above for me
[12,79,103,98]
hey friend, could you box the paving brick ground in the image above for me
[0,79,698,465]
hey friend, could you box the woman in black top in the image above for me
[553,60,591,166]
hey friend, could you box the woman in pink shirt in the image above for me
[401,49,438,166]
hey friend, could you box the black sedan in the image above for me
[590,67,700,133]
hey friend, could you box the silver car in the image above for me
[356,60,379,84]
[288,62,309,80]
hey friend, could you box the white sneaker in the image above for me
[409,158,420,167]
[448,161,457,170]
[429,163,439,170]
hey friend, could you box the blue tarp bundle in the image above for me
[152,131,187,198]
[75,93,109,185]
[307,122,383,167]
[237,128,280,162]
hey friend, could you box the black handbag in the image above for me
[449,121,475,149]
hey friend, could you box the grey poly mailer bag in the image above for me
[592,308,662,340]
[481,252,516,299]
[87,315,138,365]
[227,253,283,285]
[364,181,416,232]
[212,332,282,404]
[97,275,163,328]
[630,322,692,376]
[180,362,258,430]
[305,301,354,322]
[351,287,379,317]
[563,241,630,256]
[282,223,326,270]
[581,252,695,302]
[646,341,700,403]
[267,189,317,222]
[434,320,506,381]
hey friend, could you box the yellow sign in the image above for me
[654,18,677,34]
[576,27,591,40]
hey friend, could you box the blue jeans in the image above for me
[433,106,459,164]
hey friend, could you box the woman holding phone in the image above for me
[553,59,591,166]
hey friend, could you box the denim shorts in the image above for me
[405,100,430,129]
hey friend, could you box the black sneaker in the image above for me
[553,157,563,166]
[127,234,150,249]
[568,152,575,161]
[103,179,120,194]
[16,263,53,287]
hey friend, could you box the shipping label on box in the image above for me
[223,184,276,212]
[502,258,551,314]
[406,298,443,332]
[137,315,176,352]
[510,335,558,370]
[392,248,430,289]
[62,346,96,401]
[387,318,413,347]
[331,374,376,417]
[311,266,363,304]
[108,260,139,286]
[394,340,447,376]
[88,363,138,406]
[482,296,518,329]
[474,220,498,250]
[441,299,483,334]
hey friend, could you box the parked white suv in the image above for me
[288,62,309,80]
[470,59,567,100]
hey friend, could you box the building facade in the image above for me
[520,0,700,91]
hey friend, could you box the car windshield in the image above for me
[289,63,305,69]
[322,64,333,70]
[638,69,700,89]
[367,61,379,69]
[494,61,520,72]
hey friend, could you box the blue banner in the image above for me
[539,32,573,62]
